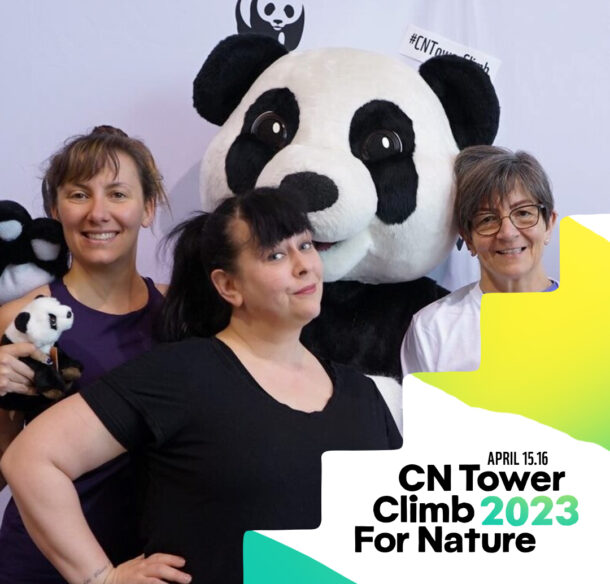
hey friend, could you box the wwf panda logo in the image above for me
[236,0,305,50]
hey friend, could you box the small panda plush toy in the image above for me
[0,200,69,305]
[193,34,499,380]
[0,295,82,412]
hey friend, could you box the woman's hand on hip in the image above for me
[103,554,192,584]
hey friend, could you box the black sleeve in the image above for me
[333,363,403,450]
[80,341,196,450]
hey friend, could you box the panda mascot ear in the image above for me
[193,34,288,126]
[419,55,500,148]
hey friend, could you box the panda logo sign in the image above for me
[235,0,305,50]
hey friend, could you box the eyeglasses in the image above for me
[471,204,546,236]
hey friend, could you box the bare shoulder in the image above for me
[0,285,52,332]
[154,283,169,296]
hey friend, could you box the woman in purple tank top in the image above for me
[0,126,168,583]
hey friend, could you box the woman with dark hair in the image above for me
[0,125,168,582]
[2,187,401,584]
[401,145,558,374]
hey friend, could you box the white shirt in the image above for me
[400,282,482,374]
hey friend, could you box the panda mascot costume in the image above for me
[192,34,499,424]
[0,200,69,305]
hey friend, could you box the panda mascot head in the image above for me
[192,34,499,380]
[0,200,69,305]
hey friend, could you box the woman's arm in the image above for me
[1,393,191,584]
[0,293,45,487]
[0,407,25,489]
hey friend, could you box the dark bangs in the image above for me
[236,187,312,249]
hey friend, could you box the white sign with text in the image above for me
[400,24,501,81]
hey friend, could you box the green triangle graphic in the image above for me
[244,532,356,583]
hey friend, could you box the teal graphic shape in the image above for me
[244,532,356,583]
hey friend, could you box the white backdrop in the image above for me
[1,0,608,512]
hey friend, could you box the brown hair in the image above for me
[454,145,554,239]
[41,125,167,216]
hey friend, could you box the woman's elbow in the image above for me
[1,430,44,490]
[2,436,22,484]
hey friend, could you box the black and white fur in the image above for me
[1,296,81,412]
[0,200,69,305]
[193,35,499,423]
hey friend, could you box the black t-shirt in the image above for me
[81,337,401,583]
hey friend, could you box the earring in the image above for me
[470,249,476,257]
[544,239,550,245]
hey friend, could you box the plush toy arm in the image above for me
[24,356,67,400]
[56,347,83,387]
[0,352,75,412]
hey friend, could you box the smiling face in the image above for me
[215,218,323,328]
[466,187,557,292]
[53,152,154,270]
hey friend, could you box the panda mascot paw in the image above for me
[193,34,500,418]
[0,200,69,305]
[0,295,83,413]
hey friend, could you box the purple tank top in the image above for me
[0,277,164,584]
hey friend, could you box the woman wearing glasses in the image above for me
[401,145,557,374]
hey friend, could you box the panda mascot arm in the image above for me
[0,296,82,412]
[0,200,69,306]
[193,35,499,395]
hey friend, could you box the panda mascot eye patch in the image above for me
[226,88,299,194]
[349,100,417,225]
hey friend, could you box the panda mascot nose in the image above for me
[278,172,339,212]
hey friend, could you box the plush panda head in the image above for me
[194,34,499,284]
[4,296,74,355]
[0,200,69,304]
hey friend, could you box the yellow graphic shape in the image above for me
[417,217,610,449]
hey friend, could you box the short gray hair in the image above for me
[454,145,554,239]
